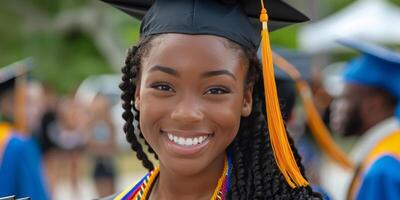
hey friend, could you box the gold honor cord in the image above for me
[272,52,354,170]
[259,0,309,188]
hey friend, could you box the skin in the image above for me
[134,34,253,200]
[330,83,395,137]
[0,90,15,121]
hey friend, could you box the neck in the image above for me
[151,155,225,200]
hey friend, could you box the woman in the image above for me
[102,0,321,199]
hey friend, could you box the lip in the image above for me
[161,130,213,156]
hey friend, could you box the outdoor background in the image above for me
[1,0,400,199]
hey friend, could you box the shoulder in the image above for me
[356,155,400,200]
[5,134,37,153]
[3,134,27,153]
[363,155,400,182]
[2,134,41,166]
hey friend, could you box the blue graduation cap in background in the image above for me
[339,39,400,120]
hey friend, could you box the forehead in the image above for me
[142,34,246,71]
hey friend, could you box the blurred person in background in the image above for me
[0,60,50,199]
[87,94,117,198]
[271,49,325,186]
[328,40,400,200]
[272,49,341,200]
[35,84,63,197]
[38,95,88,199]
[55,96,88,199]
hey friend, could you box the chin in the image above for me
[160,156,210,176]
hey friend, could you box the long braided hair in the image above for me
[120,35,321,199]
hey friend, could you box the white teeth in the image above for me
[185,138,193,146]
[168,134,173,141]
[178,137,185,145]
[167,133,209,146]
[199,136,204,144]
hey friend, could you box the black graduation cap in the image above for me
[0,58,34,97]
[101,0,308,50]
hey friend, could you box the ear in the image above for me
[241,85,253,117]
[134,83,141,111]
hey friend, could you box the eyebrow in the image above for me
[202,69,237,81]
[148,65,236,81]
[148,65,179,77]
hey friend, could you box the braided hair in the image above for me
[120,35,321,199]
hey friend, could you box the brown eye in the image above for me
[151,82,175,92]
[205,87,230,95]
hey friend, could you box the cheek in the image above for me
[138,91,172,143]
[207,96,243,142]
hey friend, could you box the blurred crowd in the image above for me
[35,88,117,199]
[1,70,119,199]
[36,86,118,199]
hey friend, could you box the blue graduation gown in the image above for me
[0,134,50,200]
[356,155,400,200]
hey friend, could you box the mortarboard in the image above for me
[0,58,34,97]
[102,0,308,50]
[339,39,400,120]
[101,0,310,187]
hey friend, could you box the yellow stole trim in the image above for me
[0,122,12,163]
[347,129,400,200]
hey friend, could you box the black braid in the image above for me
[225,45,319,199]
[121,35,320,199]
[120,37,158,171]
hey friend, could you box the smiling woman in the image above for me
[136,34,251,179]
[100,0,320,199]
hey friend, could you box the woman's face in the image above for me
[135,34,253,175]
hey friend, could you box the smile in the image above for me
[167,133,210,146]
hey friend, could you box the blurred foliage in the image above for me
[1,0,399,93]
[30,31,112,93]
[0,0,136,93]
[270,25,301,49]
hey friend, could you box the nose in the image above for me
[170,96,204,123]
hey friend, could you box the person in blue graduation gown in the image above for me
[0,130,50,200]
[329,39,400,200]
[0,60,50,200]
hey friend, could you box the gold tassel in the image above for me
[272,52,354,169]
[259,1,309,188]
